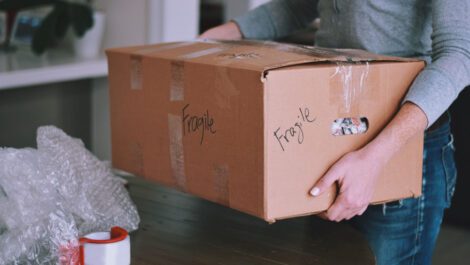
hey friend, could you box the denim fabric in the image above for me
[350,119,457,265]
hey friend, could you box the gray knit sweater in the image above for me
[234,0,470,127]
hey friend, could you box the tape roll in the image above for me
[79,227,130,265]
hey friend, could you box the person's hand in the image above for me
[310,146,387,222]
[310,102,428,222]
[199,21,243,40]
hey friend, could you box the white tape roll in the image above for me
[80,227,130,265]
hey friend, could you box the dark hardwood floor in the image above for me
[126,177,375,265]
[433,225,470,265]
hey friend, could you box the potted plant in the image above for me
[0,0,94,55]
[72,2,106,58]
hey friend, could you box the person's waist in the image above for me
[424,112,451,143]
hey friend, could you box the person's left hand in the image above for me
[310,146,387,222]
[310,102,428,222]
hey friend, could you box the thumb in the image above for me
[310,164,343,197]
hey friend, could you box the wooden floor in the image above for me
[433,224,470,265]
[125,176,470,265]
[126,177,375,265]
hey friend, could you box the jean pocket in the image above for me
[442,135,457,208]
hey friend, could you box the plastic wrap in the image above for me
[0,126,140,265]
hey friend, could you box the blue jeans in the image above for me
[350,119,458,265]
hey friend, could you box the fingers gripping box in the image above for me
[106,40,424,222]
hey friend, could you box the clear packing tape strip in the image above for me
[330,61,370,114]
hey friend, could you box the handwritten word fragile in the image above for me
[274,107,316,151]
[182,104,216,144]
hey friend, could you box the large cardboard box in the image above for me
[106,40,425,222]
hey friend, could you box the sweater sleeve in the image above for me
[232,0,319,40]
[403,0,470,127]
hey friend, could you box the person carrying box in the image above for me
[200,1,470,264]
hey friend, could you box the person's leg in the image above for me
[350,120,457,265]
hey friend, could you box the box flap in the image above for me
[106,40,421,73]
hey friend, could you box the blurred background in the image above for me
[0,0,468,263]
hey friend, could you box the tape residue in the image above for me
[134,42,194,55]
[168,113,186,190]
[217,52,261,60]
[330,62,370,114]
[213,66,240,110]
[170,61,185,101]
[170,46,231,102]
[178,47,227,60]
[359,62,370,94]
[130,56,143,90]
[130,142,144,175]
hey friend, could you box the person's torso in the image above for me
[315,0,433,61]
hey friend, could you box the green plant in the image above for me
[0,0,94,54]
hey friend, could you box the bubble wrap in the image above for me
[0,126,140,264]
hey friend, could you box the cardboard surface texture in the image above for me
[106,40,425,222]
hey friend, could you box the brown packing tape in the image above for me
[168,113,186,190]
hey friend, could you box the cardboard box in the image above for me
[106,40,425,222]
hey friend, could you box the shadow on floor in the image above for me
[433,224,470,265]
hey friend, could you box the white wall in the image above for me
[97,0,148,48]
[91,77,111,160]
[96,0,201,47]
[89,0,149,160]
[147,0,200,43]
[91,0,201,159]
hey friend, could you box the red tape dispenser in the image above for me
[78,226,130,265]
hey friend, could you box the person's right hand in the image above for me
[199,21,243,40]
